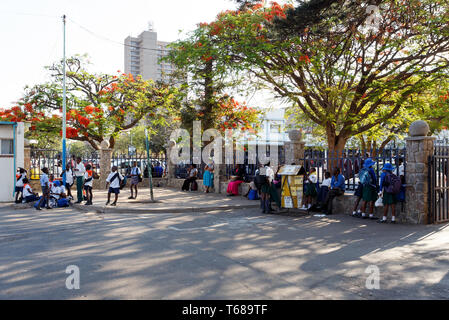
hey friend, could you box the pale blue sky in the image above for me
[0,0,240,107]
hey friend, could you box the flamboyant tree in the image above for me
[0,55,181,150]
[187,0,449,154]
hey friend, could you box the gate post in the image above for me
[404,120,436,224]
[285,129,305,165]
[99,140,112,189]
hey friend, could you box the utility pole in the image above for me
[145,129,154,202]
[62,14,67,186]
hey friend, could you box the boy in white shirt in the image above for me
[105,166,123,206]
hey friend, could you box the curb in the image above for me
[71,203,260,214]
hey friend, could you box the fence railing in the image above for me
[30,148,167,180]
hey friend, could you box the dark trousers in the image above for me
[76,176,84,202]
[182,177,196,191]
[323,188,344,214]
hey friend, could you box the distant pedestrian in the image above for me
[105,166,123,206]
[182,164,198,191]
[83,164,93,205]
[203,162,214,193]
[15,167,27,203]
[36,167,52,210]
[73,157,86,203]
[129,161,141,199]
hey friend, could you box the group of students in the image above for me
[14,159,144,209]
[300,157,405,223]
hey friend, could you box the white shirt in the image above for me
[23,184,33,197]
[131,167,141,175]
[84,171,93,187]
[51,186,61,200]
[16,173,26,187]
[308,173,318,184]
[74,162,86,177]
[321,178,332,188]
[106,172,123,189]
[65,169,74,185]
[399,164,405,177]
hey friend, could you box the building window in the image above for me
[1,139,13,155]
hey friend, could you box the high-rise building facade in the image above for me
[124,25,174,82]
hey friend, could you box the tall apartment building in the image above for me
[124,24,175,82]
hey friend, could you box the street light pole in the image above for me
[145,128,154,202]
[62,14,67,186]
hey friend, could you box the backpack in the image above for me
[92,171,100,180]
[385,173,401,194]
[254,173,268,190]
[248,189,259,200]
[359,168,372,186]
[191,180,198,191]
[57,198,70,207]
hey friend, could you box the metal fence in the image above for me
[429,145,449,223]
[30,148,167,180]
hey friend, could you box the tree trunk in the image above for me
[326,125,348,173]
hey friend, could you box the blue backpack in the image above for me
[248,189,259,200]
[359,168,372,186]
[57,198,70,207]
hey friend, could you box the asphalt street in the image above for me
[1,204,449,299]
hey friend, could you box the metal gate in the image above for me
[429,145,449,224]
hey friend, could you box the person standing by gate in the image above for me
[129,161,141,199]
[73,157,86,203]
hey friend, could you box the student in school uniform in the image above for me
[302,168,318,210]
[61,164,74,200]
[129,161,141,199]
[15,167,27,203]
[83,164,94,205]
[36,167,52,210]
[74,157,86,204]
[22,178,39,203]
[105,166,123,206]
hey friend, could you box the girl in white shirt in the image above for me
[302,168,318,210]
[61,164,74,200]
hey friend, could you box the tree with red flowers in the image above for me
[182,0,449,155]
[2,55,181,150]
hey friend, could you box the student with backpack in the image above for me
[358,158,378,220]
[129,161,142,199]
[15,167,27,203]
[378,163,401,224]
[83,164,94,205]
[105,166,124,206]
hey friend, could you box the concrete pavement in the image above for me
[1,203,449,299]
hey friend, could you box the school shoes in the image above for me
[128,196,134,199]
[110,202,117,206]
[105,201,110,206]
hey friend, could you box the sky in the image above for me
[0,0,243,108]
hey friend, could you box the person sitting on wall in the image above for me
[182,164,198,191]
[226,164,245,196]
[321,168,346,215]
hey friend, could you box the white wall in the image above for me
[0,123,24,202]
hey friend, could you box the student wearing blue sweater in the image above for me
[322,168,346,215]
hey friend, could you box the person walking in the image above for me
[129,161,141,199]
[73,157,86,203]
[106,166,123,206]
[36,167,52,210]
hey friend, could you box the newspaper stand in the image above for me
[278,165,305,210]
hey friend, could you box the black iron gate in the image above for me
[429,145,449,224]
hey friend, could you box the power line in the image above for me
[68,18,172,53]
[0,12,59,19]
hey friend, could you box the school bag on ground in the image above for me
[385,173,402,194]
[57,198,70,207]
[248,189,259,200]
[359,168,372,186]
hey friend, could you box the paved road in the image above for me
[1,204,449,299]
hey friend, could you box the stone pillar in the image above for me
[404,120,435,224]
[24,139,31,174]
[213,163,226,194]
[100,140,112,189]
[285,129,306,165]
